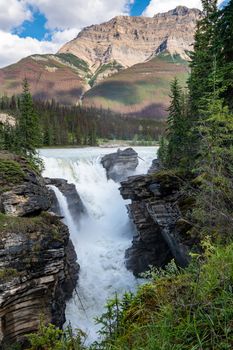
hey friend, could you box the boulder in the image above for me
[101,148,139,182]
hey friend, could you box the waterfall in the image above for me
[41,147,157,343]
[48,185,79,247]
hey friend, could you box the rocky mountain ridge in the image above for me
[0,6,199,118]
[59,6,201,71]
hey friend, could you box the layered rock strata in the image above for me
[0,152,79,348]
[120,169,192,276]
[59,6,201,69]
[101,148,139,182]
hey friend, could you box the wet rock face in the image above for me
[45,178,86,218]
[0,152,79,347]
[120,168,191,276]
[101,148,139,182]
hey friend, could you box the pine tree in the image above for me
[217,0,233,110]
[17,79,42,156]
[165,78,188,168]
[188,0,219,164]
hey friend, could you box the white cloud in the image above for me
[51,28,80,45]
[28,0,134,30]
[0,0,135,67]
[0,0,32,31]
[143,0,222,16]
[143,0,202,16]
[0,31,59,68]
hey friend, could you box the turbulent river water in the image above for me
[40,147,158,343]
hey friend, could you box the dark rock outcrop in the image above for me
[101,148,139,182]
[45,178,86,218]
[120,169,192,276]
[0,152,79,347]
[0,155,50,217]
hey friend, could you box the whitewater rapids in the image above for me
[40,147,157,343]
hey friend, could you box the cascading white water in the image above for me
[40,147,157,344]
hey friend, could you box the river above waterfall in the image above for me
[40,147,158,344]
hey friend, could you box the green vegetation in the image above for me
[0,212,63,240]
[56,53,91,74]
[0,79,42,170]
[0,159,25,188]
[25,322,86,350]
[0,268,18,282]
[89,61,123,87]
[1,1,233,349]
[89,244,233,350]
[0,97,165,146]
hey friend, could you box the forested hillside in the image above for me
[0,94,164,147]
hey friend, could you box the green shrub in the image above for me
[92,243,233,350]
[0,159,25,186]
[26,322,87,350]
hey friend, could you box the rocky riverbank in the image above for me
[0,152,79,348]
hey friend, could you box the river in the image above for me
[40,146,158,343]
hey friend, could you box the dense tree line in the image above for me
[0,93,164,147]
[159,0,233,240]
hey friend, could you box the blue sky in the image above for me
[0,0,223,68]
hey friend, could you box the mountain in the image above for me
[0,6,201,118]
[83,54,189,119]
[59,6,200,70]
[0,53,90,105]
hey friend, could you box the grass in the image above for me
[0,212,64,240]
[92,243,233,350]
[0,159,25,189]
[0,268,18,282]
[55,53,90,73]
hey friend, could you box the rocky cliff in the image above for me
[0,152,79,348]
[59,6,201,70]
[120,167,195,276]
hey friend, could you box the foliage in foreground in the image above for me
[91,243,233,350]
[25,323,86,350]
[24,243,233,350]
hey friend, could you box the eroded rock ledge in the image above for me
[101,148,139,182]
[120,168,193,276]
[0,152,79,348]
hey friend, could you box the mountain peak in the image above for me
[58,6,200,69]
[154,6,201,18]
